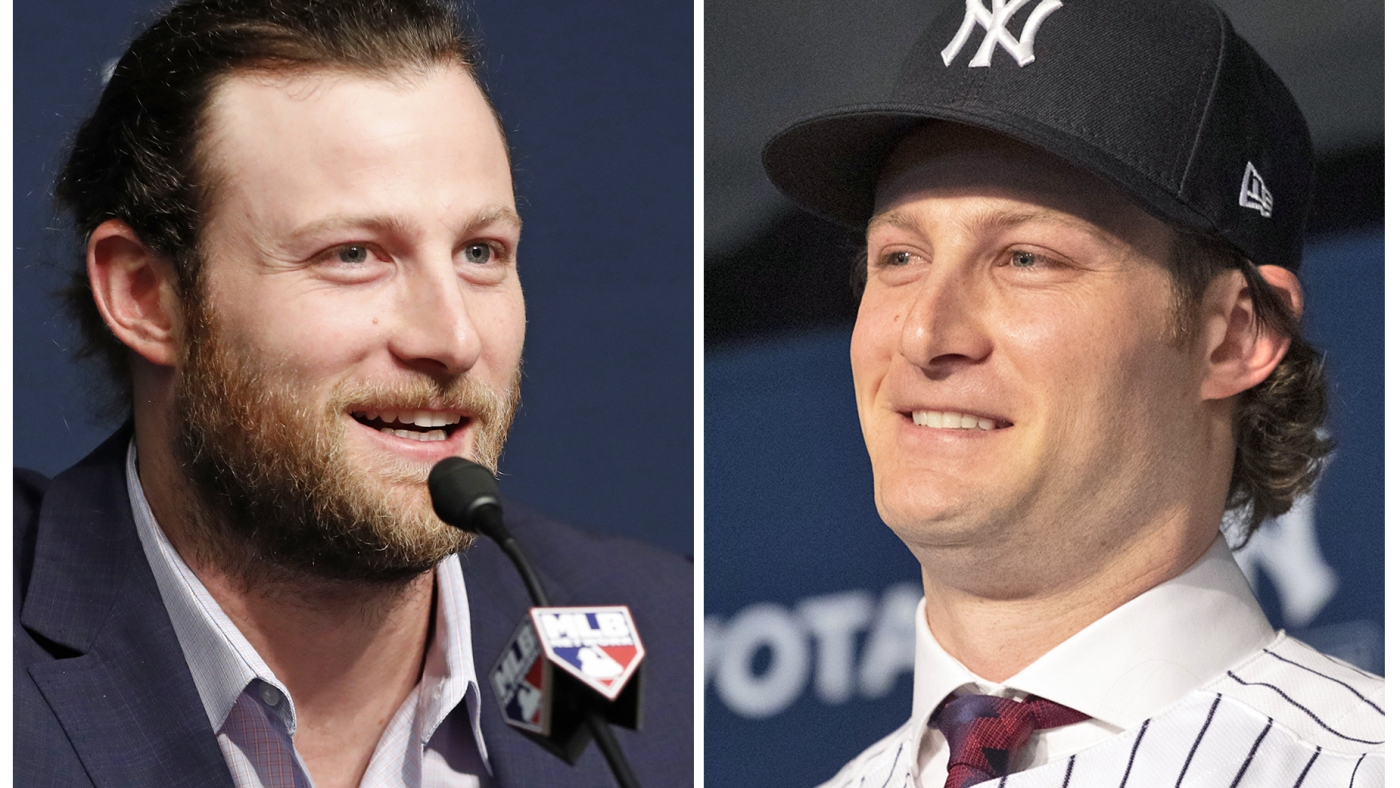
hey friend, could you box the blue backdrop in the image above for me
[13,0,694,557]
[704,229,1384,786]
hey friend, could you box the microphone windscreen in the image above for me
[429,457,502,534]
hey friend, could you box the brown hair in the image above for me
[1167,232,1331,541]
[55,0,496,415]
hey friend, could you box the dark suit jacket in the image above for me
[15,428,693,786]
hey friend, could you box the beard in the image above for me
[171,296,520,589]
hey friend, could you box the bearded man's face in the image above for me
[168,66,526,583]
[175,293,520,583]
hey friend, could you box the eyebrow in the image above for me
[288,204,524,244]
[868,205,1128,254]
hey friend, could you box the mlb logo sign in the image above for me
[531,606,646,701]
[490,618,551,734]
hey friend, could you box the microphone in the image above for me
[429,458,643,788]
[429,458,549,607]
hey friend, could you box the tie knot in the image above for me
[930,694,1088,788]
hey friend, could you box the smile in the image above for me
[350,409,467,442]
[910,410,1005,431]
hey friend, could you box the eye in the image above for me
[877,250,916,267]
[463,243,495,265]
[336,245,370,264]
[1010,249,1040,268]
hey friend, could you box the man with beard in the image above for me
[759,0,1381,785]
[14,1,691,786]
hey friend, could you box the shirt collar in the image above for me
[127,440,281,732]
[126,440,486,761]
[420,551,489,762]
[912,535,1276,731]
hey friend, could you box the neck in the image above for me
[135,426,435,788]
[198,562,434,788]
[918,518,1218,683]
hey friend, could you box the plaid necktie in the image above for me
[929,693,1089,788]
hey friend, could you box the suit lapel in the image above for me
[21,431,234,788]
[459,527,543,785]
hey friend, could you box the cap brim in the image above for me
[762,102,1218,237]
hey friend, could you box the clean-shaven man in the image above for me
[761,0,1382,785]
[15,1,691,786]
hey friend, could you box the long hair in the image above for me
[1168,231,1332,541]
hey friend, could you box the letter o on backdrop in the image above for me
[714,603,809,718]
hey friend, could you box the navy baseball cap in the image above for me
[762,0,1314,271]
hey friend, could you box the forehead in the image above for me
[198,65,514,233]
[871,124,1164,248]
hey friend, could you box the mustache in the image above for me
[324,372,519,419]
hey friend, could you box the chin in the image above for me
[874,477,1000,544]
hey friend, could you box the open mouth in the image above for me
[909,410,1011,431]
[350,409,469,443]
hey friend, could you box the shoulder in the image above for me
[501,499,692,606]
[13,429,134,612]
[1206,632,1384,755]
[1033,688,1382,787]
[813,717,917,788]
[14,467,52,607]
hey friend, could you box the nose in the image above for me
[898,263,993,373]
[387,262,482,376]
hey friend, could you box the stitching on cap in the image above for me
[1177,6,1228,197]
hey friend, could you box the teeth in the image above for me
[380,427,448,442]
[356,408,463,428]
[912,410,999,431]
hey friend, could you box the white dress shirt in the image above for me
[126,442,492,787]
[819,536,1385,787]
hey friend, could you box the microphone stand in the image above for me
[494,533,640,788]
[429,459,641,788]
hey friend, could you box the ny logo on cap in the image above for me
[1239,162,1273,218]
[942,0,1063,68]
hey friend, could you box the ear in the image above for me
[1199,264,1300,401]
[87,219,183,367]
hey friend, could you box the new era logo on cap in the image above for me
[1239,161,1273,218]
[942,0,1063,67]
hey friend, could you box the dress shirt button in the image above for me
[259,683,282,707]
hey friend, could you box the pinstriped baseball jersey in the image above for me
[816,539,1384,788]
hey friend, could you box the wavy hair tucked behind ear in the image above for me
[55,0,495,417]
[1167,232,1332,543]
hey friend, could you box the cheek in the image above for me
[1000,289,1183,421]
[476,285,526,369]
[850,292,902,409]
[1000,302,1118,389]
[462,285,526,391]
[213,277,386,376]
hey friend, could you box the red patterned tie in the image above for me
[930,693,1089,788]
